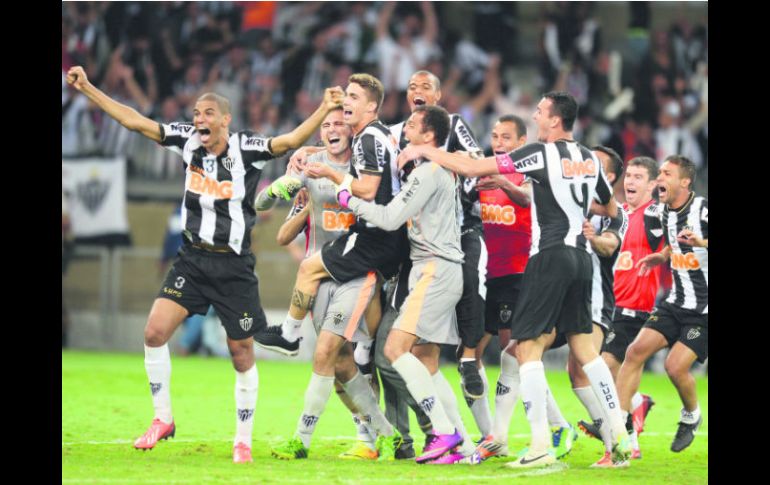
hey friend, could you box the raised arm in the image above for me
[397,144,499,178]
[67,65,162,142]
[305,162,380,201]
[277,203,311,246]
[270,87,344,156]
[420,1,438,44]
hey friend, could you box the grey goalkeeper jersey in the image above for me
[348,159,464,264]
[255,151,354,256]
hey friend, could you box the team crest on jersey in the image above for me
[222,156,236,172]
[239,313,254,331]
[686,328,701,340]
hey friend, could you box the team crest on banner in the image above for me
[77,177,110,215]
[222,156,235,172]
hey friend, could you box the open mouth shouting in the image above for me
[327,135,342,150]
[412,96,426,106]
[197,127,212,144]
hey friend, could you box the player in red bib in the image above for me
[578,156,663,459]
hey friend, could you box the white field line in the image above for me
[62,432,707,446]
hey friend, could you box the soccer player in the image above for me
[398,91,631,468]
[475,115,575,462]
[578,156,663,462]
[65,65,343,463]
[254,73,406,362]
[254,108,390,460]
[617,155,708,453]
[569,146,630,467]
[339,105,480,464]
[390,70,490,437]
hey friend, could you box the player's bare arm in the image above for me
[397,144,498,178]
[583,220,620,257]
[636,245,672,276]
[477,176,531,207]
[305,163,379,201]
[66,65,162,142]
[271,87,344,156]
[677,229,708,248]
[276,204,311,247]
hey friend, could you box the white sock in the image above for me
[468,366,492,437]
[631,392,644,412]
[281,314,304,342]
[459,357,475,363]
[681,405,701,425]
[144,344,172,423]
[354,339,374,367]
[545,387,570,429]
[492,351,520,442]
[353,414,376,450]
[583,357,626,442]
[432,371,475,455]
[296,373,334,448]
[391,353,454,435]
[574,386,612,452]
[342,372,394,436]
[519,361,550,453]
[234,364,259,447]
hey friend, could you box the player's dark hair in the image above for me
[498,114,527,139]
[414,105,450,147]
[543,91,578,131]
[593,145,624,187]
[626,156,659,182]
[410,70,441,91]
[664,154,696,189]
[197,92,231,115]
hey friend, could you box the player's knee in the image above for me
[143,322,169,347]
[624,341,648,366]
[383,340,403,365]
[664,357,689,382]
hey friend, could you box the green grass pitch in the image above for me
[62,350,707,484]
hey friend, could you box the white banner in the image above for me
[62,157,130,238]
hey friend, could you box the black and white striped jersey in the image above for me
[159,122,275,254]
[390,113,484,232]
[349,120,401,233]
[662,193,708,313]
[500,140,614,256]
[589,207,629,326]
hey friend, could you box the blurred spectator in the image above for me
[173,55,207,112]
[62,72,98,157]
[655,99,703,169]
[372,2,440,92]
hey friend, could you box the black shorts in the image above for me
[602,307,651,362]
[158,245,267,340]
[321,227,407,283]
[484,273,522,335]
[456,229,487,348]
[511,246,593,341]
[644,301,709,363]
[551,322,607,350]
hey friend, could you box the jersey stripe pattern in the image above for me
[502,140,613,256]
[588,208,628,325]
[391,114,484,231]
[159,122,274,254]
[663,194,708,313]
[350,120,401,232]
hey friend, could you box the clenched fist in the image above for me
[66,66,90,91]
